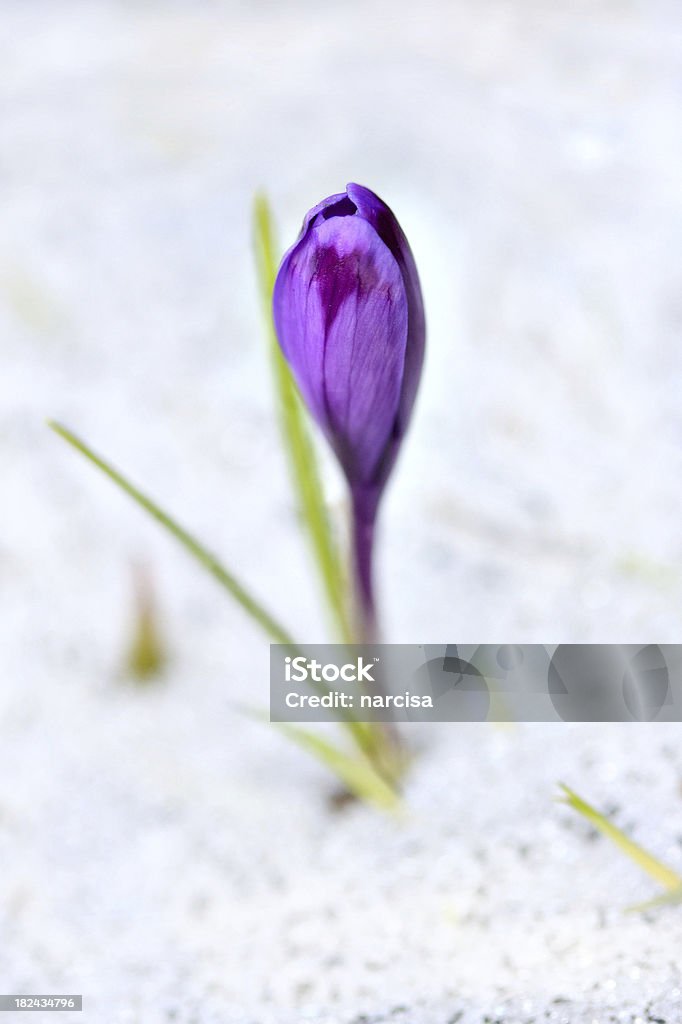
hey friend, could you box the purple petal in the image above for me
[299,191,356,237]
[346,183,425,440]
[273,214,408,486]
[273,237,326,427]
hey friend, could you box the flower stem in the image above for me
[349,487,406,783]
[351,489,380,644]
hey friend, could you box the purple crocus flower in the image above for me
[273,184,425,640]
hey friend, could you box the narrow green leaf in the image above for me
[233,702,402,813]
[628,887,682,914]
[126,565,167,682]
[48,421,297,647]
[270,718,402,813]
[559,783,682,892]
[50,423,398,799]
[252,196,400,776]
[253,193,352,643]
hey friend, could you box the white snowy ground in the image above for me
[2,1,682,1021]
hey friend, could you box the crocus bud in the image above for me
[273,183,425,638]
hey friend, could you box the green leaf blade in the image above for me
[271,720,402,814]
[559,783,682,892]
[628,887,682,914]
[253,194,352,643]
[48,421,297,647]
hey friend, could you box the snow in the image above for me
[2,1,682,1020]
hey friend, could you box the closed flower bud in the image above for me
[273,183,425,502]
[273,183,425,638]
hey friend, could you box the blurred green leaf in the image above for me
[628,887,682,914]
[126,565,167,682]
[559,783,682,895]
[49,421,297,647]
[251,196,404,789]
[270,719,402,813]
[253,194,352,644]
[51,420,403,809]
[127,605,166,680]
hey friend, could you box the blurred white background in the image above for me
[2,2,682,1021]
[4,1,682,649]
